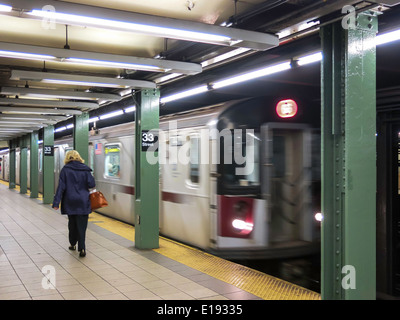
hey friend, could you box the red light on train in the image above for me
[276,99,298,118]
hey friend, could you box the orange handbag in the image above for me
[89,190,108,210]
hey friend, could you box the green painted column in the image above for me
[134,89,160,249]
[19,135,28,195]
[43,125,55,204]
[321,12,377,300]
[9,139,16,189]
[30,131,39,199]
[74,112,89,164]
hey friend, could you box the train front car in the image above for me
[210,97,320,260]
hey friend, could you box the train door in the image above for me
[261,123,313,245]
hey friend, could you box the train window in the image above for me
[189,136,200,184]
[221,131,260,187]
[104,144,121,179]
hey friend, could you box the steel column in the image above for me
[134,89,160,249]
[74,112,89,164]
[43,125,54,204]
[9,139,16,189]
[30,131,39,199]
[19,135,28,195]
[321,12,377,300]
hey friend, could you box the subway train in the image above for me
[0,97,322,260]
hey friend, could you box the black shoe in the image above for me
[69,245,76,251]
[79,249,86,257]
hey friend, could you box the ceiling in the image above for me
[0,0,399,144]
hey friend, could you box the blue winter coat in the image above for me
[52,161,95,215]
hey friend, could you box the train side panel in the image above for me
[160,125,211,249]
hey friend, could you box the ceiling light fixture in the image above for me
[0,107,82,115]
[0,4,11,11]
[0,0,279,50]
[0,97,98,109]
[0,86,122,101]
[124,105,136,113]
[376,28,400,46]
[0,42,202,75]
[0,49,56,61]
[160,61,292,104]
[212,61,291,89]
[10,70,156,89]
[160,85,208,104]
[297,52,323,66]
[99,110,124,120]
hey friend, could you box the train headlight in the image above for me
[232,219,254,232]
[314,212,323,222]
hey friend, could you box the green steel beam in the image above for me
[134,89,160,249]
[30,131,39,199]
[43,125,54,204]
[74,112,89,164]
[9,139,16,189]
[321,12,377,300]
[19,135,28,195]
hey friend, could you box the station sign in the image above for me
[44,145,54,156]
[141,130,158,152]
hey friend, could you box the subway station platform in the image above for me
[0,183,320,300]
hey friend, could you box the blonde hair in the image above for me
[64,150,85,164]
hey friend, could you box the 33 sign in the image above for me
[141,130,158,152]
[44,145,54,156]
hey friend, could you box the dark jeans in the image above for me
[68,214,89,251]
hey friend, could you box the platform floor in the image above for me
[0,183,320,300]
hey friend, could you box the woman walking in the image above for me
[52,150,95,257]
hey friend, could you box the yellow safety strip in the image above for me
[88,212,321,300]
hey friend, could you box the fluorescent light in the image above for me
[0,42,201,75]
[0,107,82,115]
[124,106,136,113]
[29,10,231,44]
[42,79,120,87]
[55,126,67,133]
[99,110,124,120]
[155,73,182,85]
[297,52,322,66]
[201,48,251,68]
[64,58,168,73]
[16,1,278,50]
[1,87,121,101]
[0,97,98,109]
[160,62,291,103]
[89,117,99,123]
[213,61,291,89]
[66,124,74,129]
[10,70,156,89]
[0,4,12,12]
[0,50,56,61]
[376,29,400,46]
[160,85,208,104]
